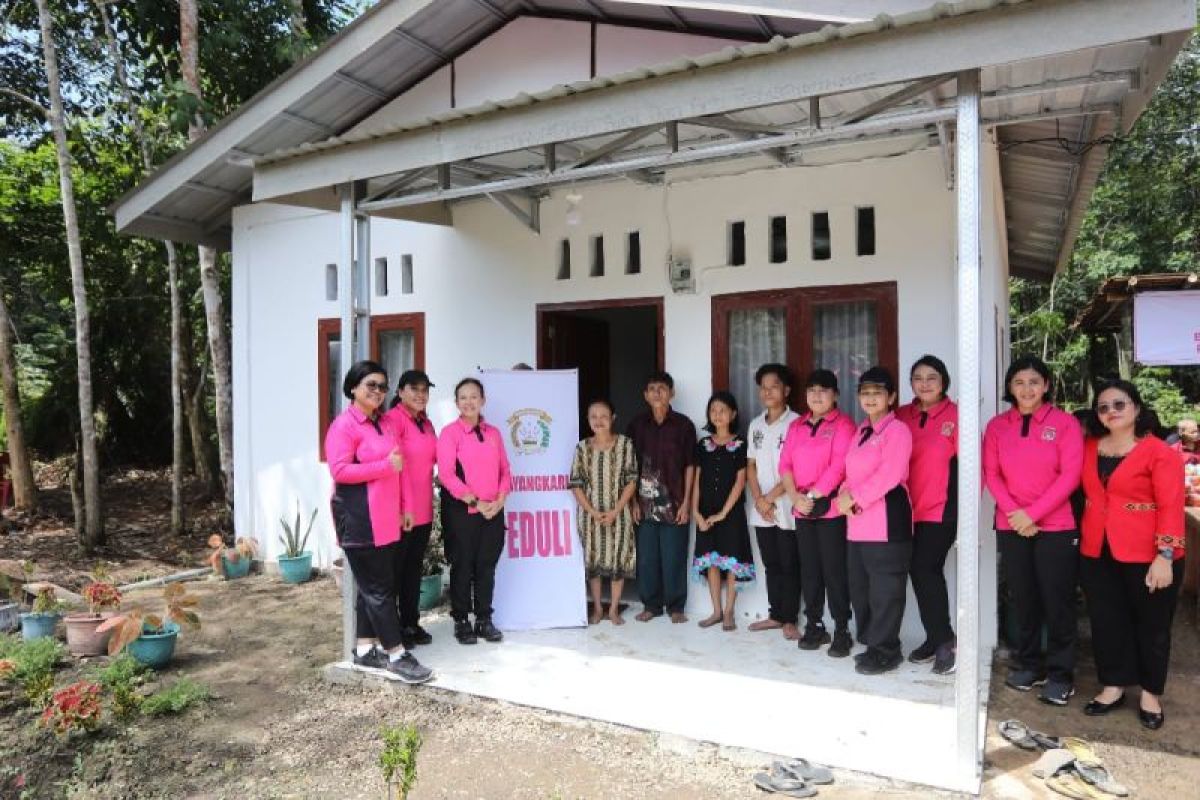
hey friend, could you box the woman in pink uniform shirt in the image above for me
[437,377,512,645]
[835,366,913,677]
[386,369,438,649]
[325,360,432,684]
[896,355,958,676]
[983,355,1083,707]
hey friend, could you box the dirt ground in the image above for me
[2,471,1198,798]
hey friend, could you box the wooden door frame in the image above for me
[535,296,665,371]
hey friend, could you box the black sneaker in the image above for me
[352,646,388,670]
[932,641,957,675]
[401,626,433,648]
[384,652,434,684]
[908,640,937,664]
[1005,668,1047,692]
[1038,679,1075,707]
[827,630,853,659]
[797,625,831,651]
[855,649,903,676]
[474,618,503,643]
[454,619,478,645]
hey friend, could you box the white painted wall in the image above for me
[232,144,1005,649]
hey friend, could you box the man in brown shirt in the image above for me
[626,371,697,622]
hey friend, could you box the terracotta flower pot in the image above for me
[64,612,116,657]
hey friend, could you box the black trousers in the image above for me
[796,517,851,630]
[444,502,506,622]
[910,520,957,648]
[396,522,432,629]
[847,540,911,658]
[755,525,800,625]
[344,542,404,651]
[997,529,1079,683]
[1081,543,1184,696]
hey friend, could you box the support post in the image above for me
[953,69,983,789]
[338,181,371,664]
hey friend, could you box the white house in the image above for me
[112,0,1194,791]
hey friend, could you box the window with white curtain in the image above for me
[377,328,415,386]
[813,301,878,423]
[728,307,787,416]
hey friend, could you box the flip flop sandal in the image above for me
[998,719,1039,750]
[1060,737,1104,768]
[1030,730,1063,750]
[1032,748,1076,779]
[752,773,818,798]
[1046,772,1105,800]
[1071,760,1129,797]
[775,759,834,785]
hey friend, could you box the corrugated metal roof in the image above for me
[1076,272,1200,331]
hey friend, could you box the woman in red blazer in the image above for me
[1080,379,1185,730]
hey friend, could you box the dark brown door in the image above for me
[544,312,610,437]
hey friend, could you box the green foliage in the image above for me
[139,678,210,716]
[1,636,65,706]
[94,653,150,720]
[379,724,422,800]
[279,503,317,558]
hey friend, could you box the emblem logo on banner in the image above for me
[507,408,553,455]
[483,369,586,631]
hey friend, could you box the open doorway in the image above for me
[537,298,663,438]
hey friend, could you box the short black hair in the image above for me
[454,377,485,399]
[1002,355,1053,405]
[643,370,674,391]
[857,365,896,396]
[755,363,794,389]
[910,354,951,395]
[804,368,839,392]
[342,360,387,400]
[586,397,615,415]
[1085,378,1164,439]
[703,390,741,435]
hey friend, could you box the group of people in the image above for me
[326,353,1189,730]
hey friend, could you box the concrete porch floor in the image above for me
[326,612,987,793]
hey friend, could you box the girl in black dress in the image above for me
[692,391,756,631]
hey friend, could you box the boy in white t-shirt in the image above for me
[745,363,801,640]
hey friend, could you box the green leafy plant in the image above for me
[379,723,422,800]
[3,637,64,706]
[423,492,447,577]
[39,681,102,736]
[94,653,150,720]
[279,503,317,558]
[140,678,210,716]
[96,583,201,657]
[30,587,69,616]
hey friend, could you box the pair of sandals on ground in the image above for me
[753,758,834,797]
[1000,719,1129,799]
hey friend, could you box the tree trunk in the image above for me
[95,0,185,536]
[181,0,235,515]
[0,285,37,510]
[183,324,220,496]
[36,0,104,548]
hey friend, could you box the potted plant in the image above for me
[97,583,200,669]
[0,573,21,634]
[419,499,447,611]
[20,587,69,641]
[64,569,122,656]
[207,534,257,580]
[278,503,317,585]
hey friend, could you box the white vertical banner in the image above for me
[484,369,586,630]
[1134,291,1200,365]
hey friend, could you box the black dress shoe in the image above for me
[1138,707,1165,730]
[1083,694,1126,716]
[474,618,503,643]
[401,626,433,647]
[454,619,477,645]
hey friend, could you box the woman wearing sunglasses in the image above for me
[1079,379,1185,730]
[326,360,433,684]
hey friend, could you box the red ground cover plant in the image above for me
[39,681,103,736]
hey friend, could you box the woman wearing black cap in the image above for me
[386,369,438,648]
[835,366,914,676]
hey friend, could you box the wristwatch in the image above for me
[1157,546,1175,562]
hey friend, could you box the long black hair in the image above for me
[703,390,741,435]
[1002,355,1053,405]
[1085,378,1164,439]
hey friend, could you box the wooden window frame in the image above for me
[317,312,426,460]
[536,296,665,371]
[711,281,898,411]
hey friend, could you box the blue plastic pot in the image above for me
[221,552,252,579]
[127,622,180,669]
[19,612,60,641]
[278,552,313,584]
[418,573,443,611]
